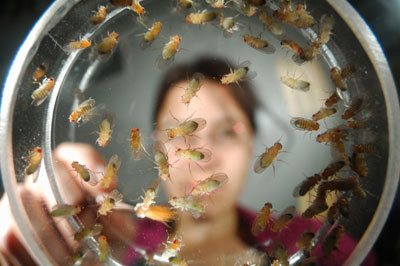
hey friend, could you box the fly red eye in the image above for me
[137,128,139,131]
[177,148,181,152]
[37,148,42,153]
[330,68,335,73]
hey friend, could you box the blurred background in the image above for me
[0,0,399,265]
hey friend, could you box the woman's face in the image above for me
[156,79,254,217]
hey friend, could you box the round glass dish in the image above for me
[1,0,399,265]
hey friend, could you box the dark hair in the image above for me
[152,56,260,132]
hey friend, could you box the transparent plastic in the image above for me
[1,0,399,265]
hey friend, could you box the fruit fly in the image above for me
[161,235,184,260]
[97,189,124,216]
[98,235,110,263]
[178,0,194,9]
[66,38,91,51]
[296,232,315,256]
[69,97,96,124]
[166,116,207,140]
[129,127,144,160]
[342,98,363,120]
[247,0,266,5]
[292,4,315,29]
[234,1,257,16]
[181,72,205,106]
[322,224,344,259]
[316,127,347,144]
[96,113,114,147]
[190,173,228,196]
[221,60,256,86]
[32,64,47,81]
[351,153,368,178]
[206,0,229,8]
[327,202,339,225]
[153,141,171,181]
[50,204,82,217]
[175,146,212,162]
[270,205,295,232]
[31,77,55,106]
[98,31,119,54]
[135,204,177,225]
[325,91,341,107]
[251,202,273,236]
[137,21,162,49]
[109,0,132,6]
[253,141,283,174]
[74,223,103,241]
[292,174,322,197]
[101,154,122,189]
[280,74,310,92]
[185,10,217,24]
[169,195,206,218]
[321,161,345,179]
[71,161,99,185]
[243,34,275,54]
[297,42,320,62]
[169,257,189,266]
[24,147,42,176]
[330,65,356,91]
[259,12,284,36]
[352,144,375,154]
[302,185,328,220]
[90,5,108,25]
[220,14,240,38]
[312,107,337,121]
[316,15,334,45]
[319,176,366,198]
[290,117,320,131]
[274,244,289,266]
[337,196,350,218]
[281,39,302,55]
[130,0,145,17]
[347,120,365,130]
[134,179,159,215]
[157,35,182,69]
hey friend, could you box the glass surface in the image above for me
[1,0,397,265]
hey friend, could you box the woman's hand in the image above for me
[0,143,136,265]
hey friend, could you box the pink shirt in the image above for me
[124,206,377,265]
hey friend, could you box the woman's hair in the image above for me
[152,56,260,132]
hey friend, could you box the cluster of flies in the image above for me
[21,0,376,265]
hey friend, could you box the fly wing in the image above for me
[146,178,160,194]
[88,170,101,186]
[109,189,124,203]
[152,141,168,157]
[207,172,229,186]
[32,93,51,106]
[189,118,207,133]
[281,205,296,216]
[243,70,257,81]
[196,148,212,162]
[253,156,266,173]
[80,103,106,125]
[109,154,122,171]
[290,117,304,130]
[192,72,206,87]
[156,55,174,70]
[238,60,251,68]
[255,44,276,54]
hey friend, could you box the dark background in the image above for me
[0,0,399,265]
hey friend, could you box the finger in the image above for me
[18,187,72,265]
